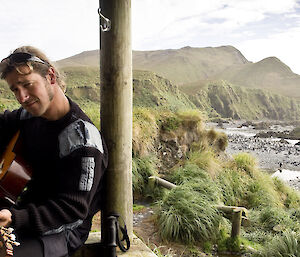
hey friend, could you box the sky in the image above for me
[0,0,300,74]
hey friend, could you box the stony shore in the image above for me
[209,121,300,191]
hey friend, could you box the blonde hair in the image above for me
[3,46,66,92]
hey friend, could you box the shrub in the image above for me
[132,156,157,195]
[187,150,221,178]
[177,109,204,131]
[255,230,300,257]
[233,152,257,176]
[273,177,300,208]
[259,207,293,232]
[217,168,248,206]
[157,184,221,243]
[133,108,159,157]
[170,163,210,185]
[245,175,280,208]
[214,132,228,151]
[160,115,182,132]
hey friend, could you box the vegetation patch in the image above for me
[157,183,221,243]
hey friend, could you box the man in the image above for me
[0,46,108,257]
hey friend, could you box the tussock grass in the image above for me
[157,183,221,243]
[217,168,249,206]
[205,129,228,151]
[160,113,182,132]
[273,177,300,208]
[255,230,300,257]
[132,156,157,195]
[133,108,159,157]
[213,132,228,151]
[187,150,221,178]
[170,163,210,184]
[259,207,294,231]
[128,107,300,254]
[245,172,281,208]
[233,152,257,176]
[177,109,205,131]
[170,163,221,203]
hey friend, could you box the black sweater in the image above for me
[0,99,107,236]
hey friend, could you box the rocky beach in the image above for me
[208,121,300,191]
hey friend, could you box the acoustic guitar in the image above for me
[0,131,32,255]
[0,131,32,204]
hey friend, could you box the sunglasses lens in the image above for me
[15,63,33,75]
[10,53,32,64]
[0,52,48,77]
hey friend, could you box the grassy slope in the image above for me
[213,57,300,98]
[0,80,21,111]
[56,45,251,86]
[56,46,300,100]
[188,82,300,120]
[133,110,300,255]
[133,70,196,111]
[132,45,249,85]
[2,66,300,121]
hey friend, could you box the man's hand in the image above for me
[0,209,12,227]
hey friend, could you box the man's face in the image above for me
[5,68,54,118]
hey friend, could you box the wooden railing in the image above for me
[149,176,248,238]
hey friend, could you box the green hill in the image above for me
[212,57,300,98]
[56,46,300,100]
[2,64,300,121]
[56,50,99,67]
[133,70,196,111]
[56,45,250,86]
[132,46,249,85]
[63,67,300,121]
[188,81,300,120]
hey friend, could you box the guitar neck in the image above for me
[0,227,19,256]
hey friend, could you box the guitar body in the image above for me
[0,131,32,203]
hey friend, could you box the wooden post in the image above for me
[216,205,246,238]
[100,0,133,241]
[231,210,242,237]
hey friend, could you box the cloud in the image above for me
[0,0,299,74]
[133,0,300,50]
[132,0,300,74]
[0,0,99,60]
[237,25,300,74]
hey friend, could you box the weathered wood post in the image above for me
[100,0,133,242]
[231,209,242,237]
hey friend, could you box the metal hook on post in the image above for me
[98,8,111,32]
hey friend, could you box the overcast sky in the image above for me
[0,0,300,74]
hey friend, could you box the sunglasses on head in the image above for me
[0,52,49,75]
